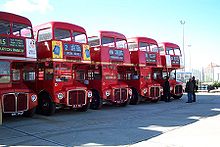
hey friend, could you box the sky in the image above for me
[0,0,220,71]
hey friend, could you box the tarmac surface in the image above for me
[0,93,220,147]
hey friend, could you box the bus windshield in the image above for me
[150,44,159,52]
[101,37,115,47]
[54,28,71,41]
[116,38,127,49]
[128,42,138,51]
[0,20,10,35]
[174,48,181,56]
[139,42,148,51]
[88,36,99,47]
[73,32,87,43]
[12,23,32,38]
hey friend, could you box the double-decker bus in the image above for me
[157,42,184,99]
[118,37,163,104]
[88,31,132,109]
[0,12,37,117]
[34,22,92,115]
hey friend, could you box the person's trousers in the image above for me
[192,92,196,102]
[187,93,193,103]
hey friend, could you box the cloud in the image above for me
[2,0,53,15]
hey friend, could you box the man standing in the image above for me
[192,76,197,102]
[163,76,171,102]
[185,78,194,103]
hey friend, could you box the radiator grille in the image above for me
[114,88,128,102]
[149,87,160,97]
[68,90,86,107]
[175,85,183,95]
[3,93,28,113]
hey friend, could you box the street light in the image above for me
[187,44,192,72]
[180,20,185,72]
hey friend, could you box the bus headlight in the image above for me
[105,90,111,97]
[129,89,132,95]
[170,87,173,91]
[31,94,37,102]
[57,93,64,100]
[143,89,147,94]
[88,91,92,98]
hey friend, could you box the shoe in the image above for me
[186,102,192,103]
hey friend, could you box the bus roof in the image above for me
[128,37,158,45]
[34,21,86,33]
[99,31,126,40]
[0,11,32,26]
[160,42,180,48]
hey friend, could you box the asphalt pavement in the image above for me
[0,93,220,147]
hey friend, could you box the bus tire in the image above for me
[129,88,140,105]
[23,107,36,117]
[37,92,56,116]
[90,90,102,110]
[173,94,183,99]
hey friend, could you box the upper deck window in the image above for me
[0,61,10,83]
[159,46,165,55]
[12,23,32,38]
[0,20,10,35]
[38,28,52,42]
[139,42,148,51]
[88,36,100,47]
[174,48,181,56]
[54,28,71,41]
[128,42,138,51]
[150,44,159,52]
[73,32,87,43]
[101,37,115,47]
[116,38,127,49]
[166,47,174,55]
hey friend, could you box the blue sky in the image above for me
[1,0,220,70]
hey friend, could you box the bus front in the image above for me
[88,31,132,109]
[0,12,37,117]
[159,42,184,99]
[34,22,92,115]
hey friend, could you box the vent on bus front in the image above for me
[149,86,160,98]
[175,85,183,95]
[68,90,86,107]
[114,88,128,102]
[2,93,28,113]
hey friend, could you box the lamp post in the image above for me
[187,44,192,72]
[180,20,185,72]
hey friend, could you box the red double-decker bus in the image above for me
[34,22,92,115]
[118,37,163,104]
[0,12,37,117]
[88,31,132,109]
[157,42,184,99]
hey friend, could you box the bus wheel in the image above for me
[38,94,56,116]
[23,107,36,117]
[173,94,183,99]
[129,89,140,105]
[90,91,102,110]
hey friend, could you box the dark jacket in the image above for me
[163,79,170,93]
[185,80,194,93]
